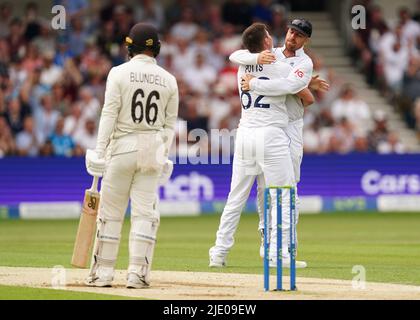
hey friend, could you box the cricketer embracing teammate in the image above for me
[209,21,316,269]
[210,19,329,269]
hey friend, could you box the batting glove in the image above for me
[85,149,106,177]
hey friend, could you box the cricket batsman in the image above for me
[84,23,179,288]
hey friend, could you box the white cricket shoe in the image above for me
[85,266,114,287]
[126,272,150,289]
[209,254,227,268]
[269,258,307,269]
[85,275,113,287]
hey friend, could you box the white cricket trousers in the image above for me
[210,126,295,260]
[257,118,304,230]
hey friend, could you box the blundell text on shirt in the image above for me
[130,72,167,87]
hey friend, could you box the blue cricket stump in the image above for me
[263,186,297,291]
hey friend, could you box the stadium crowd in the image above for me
[0,0,412,158]
[351,0,420,144]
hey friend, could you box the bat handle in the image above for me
[89,176,100,193]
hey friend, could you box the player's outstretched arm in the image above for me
[95,67,121,158]
[249,60,313,96]
[229,49,276,65]
[229,49,259,65]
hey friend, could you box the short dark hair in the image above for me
[242,23,269,53]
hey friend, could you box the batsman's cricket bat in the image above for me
[71,176,100,268]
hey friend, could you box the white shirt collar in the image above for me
[276,45,305,58]
[131,54,156,64]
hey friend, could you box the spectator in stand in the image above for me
[368,110,390,151]
[270,4,288,45]
[218,23,242,57]
[414,0,420,23]
[305,110,336,154]
[165,0,191,28]
[183,53,217,95]
[23,2,42,42]
[54,36,73,67]
[398,7,420,51]
[34,94,60,144]
[208,84,232,129]
[0,90,5,115]
[112,4,135,42]
[64,102,85,137]
[351,3,388,85]
[7,18,25,61]
[39,139,54,157]
[40,50,63,88]
[60,58,83,101]
[88,69,107,105]
[331,85,371,133]
[51,82,70,116]
[49,117,74,157]
[99,0,124,23]
[73,118,97,152]
[20,67,48,114]
[303,117,322,154]
[15,116,39,156]
[5,97,29,135]
[0,38,10,69]
[252,0,273,24]
[377,131,405,154]
[21,42,42,74]
[96,20,118,57]
[189,29,214,65]
[134,0,164,30]
[202,3,224,35]
[196,30,224,71]
[67,16,89,57]
[0,2,12,39]
[6,18,26,57]
[78,86,100,120]
[353,134,370,153]
[221,95,242,130]
[32,20,56,54]
[222,0,252,32]
[8,57,27,99]
[171,38,193,76]
[379,25,409,94]
[399,56,420,127]
[183,96,209,132]
[170,7,199,42]
[0,115,16,157]
[331,117,356,154]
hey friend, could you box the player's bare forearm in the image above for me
[296,88,315,107]
[309,75,330,92]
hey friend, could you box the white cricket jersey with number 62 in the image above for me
[237,61,292,129]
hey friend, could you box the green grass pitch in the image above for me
[1,212,420,299]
